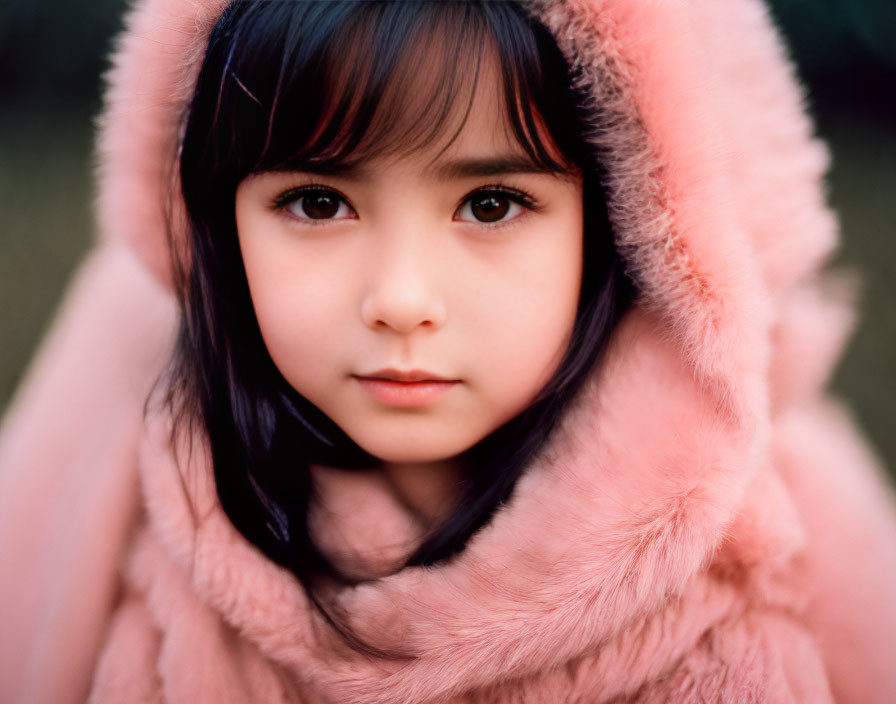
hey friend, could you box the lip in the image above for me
[358,368,456,382]
[353,369,460,407]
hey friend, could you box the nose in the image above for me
[360,237,447,334]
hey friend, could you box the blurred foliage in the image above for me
[772,0,896,74]
[0,0,894,474]
[0,0,125,107]
[0,0,894,108]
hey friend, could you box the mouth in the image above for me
[352,369,460,407]
[357,368,457,383]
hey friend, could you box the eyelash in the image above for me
[271,183,541,227]
[272,183,356,226]
[456,185,541,227]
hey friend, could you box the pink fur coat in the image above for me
[2,0,896,702]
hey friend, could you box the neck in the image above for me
[379,458,464,528]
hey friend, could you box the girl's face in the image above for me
[235,73,583,467]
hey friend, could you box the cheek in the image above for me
[247,267,354,397]
[255,295,328,373]
[468,215,583,412]
[236,216,350,392]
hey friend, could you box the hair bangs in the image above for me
[205,0,578,182]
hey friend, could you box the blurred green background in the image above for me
[1,0,894,475]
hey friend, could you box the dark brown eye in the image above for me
[280,187,352,222]
[300,191,341,219]
[469,194,510,223]
[456,189,527,225]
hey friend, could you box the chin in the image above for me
[367,446,460,466]
[354,433,473,466]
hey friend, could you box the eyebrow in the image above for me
[273,161,371,180]
[431,156,560,180]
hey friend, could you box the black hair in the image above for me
[171,0,632,597]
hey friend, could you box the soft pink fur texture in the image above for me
[2,0,896,702]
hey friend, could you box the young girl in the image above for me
[2,0,895,702]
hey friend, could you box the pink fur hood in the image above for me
[2,0,896,702]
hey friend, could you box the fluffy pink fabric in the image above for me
[0,245,176,702]
[2,0,895,702]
